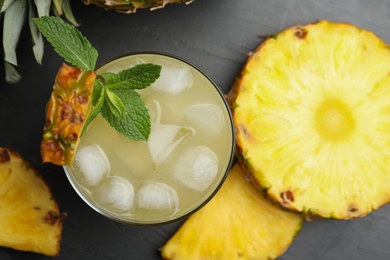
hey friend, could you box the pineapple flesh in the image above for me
[83,0,194,13]
[0,147,65,256]
[160,164,302,260]
[41,63,96,166]
[228,20,390,219]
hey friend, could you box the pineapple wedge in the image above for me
[41,63,96,166]
[0,147,66,256]
[161,164,302,260]
[228,20,390,219]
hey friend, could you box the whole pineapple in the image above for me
[228,20,390,219]
[83,0,194,13]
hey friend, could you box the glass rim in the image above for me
[63,51,236,226]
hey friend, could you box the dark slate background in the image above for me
[1,0,390,259]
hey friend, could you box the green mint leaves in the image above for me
[34,16,161,141]
[33,16,97,70]
[91,64,161,141]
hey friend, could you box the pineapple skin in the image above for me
[0,147,66,256]
[227,20,390,219]
[41,63,96,166]
[160,164,303,260]
[83,0,194,13]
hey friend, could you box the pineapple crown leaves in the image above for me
[1,0,79,84]
[34,16,161,141]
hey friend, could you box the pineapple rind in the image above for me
[41,63,96,166]
[161,164,303,260]
[83,0,193,13]
[229,20,390,219]
[0,147,65,256]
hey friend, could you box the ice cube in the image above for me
[151,65,194,96]
[147,100,162,128]
[92,176,134,212]
[184,104,224,136]
[173,146,219,192]
[148,124,195,167]
[137,182,179,214]
[136,58,146,64]
[74,143,110,187]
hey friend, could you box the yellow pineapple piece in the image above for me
[0,147,66,256]
[227,20,390,219]
[41,63,96,166]
[160,164,302,260]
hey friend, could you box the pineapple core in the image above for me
[314,98,355,141]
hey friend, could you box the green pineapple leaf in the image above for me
[3,0,26,66]
[33,16,97,70]
[28,0,44,64]
[33,0,50,17]
[4,61,21,83]
[52,0,63,14]
[61,0,80,26]
[0,0,17,12]
[3,0,27,83]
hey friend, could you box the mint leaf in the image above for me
[106,63,161,90]
[92,76,105,106]
[82,79,105,134]
[105,88,125,118]
[88,66,159,140]
[33,16,98,70]
[100,89,150,141]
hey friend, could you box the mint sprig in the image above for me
[34,16,161,141]
[33,16,98,71]
[101,87,152,141]
[88,64,161,140]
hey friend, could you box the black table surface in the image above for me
[1,0,390,259]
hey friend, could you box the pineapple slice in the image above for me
[41,63,96,166]
[0,147,66,256]
[227,20,390,219]
[160,164,302,260]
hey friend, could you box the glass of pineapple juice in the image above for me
[64,52,235,225]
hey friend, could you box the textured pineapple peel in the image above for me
[83,0,195,13]
[161,164,303,260]
[0,147,66,256]
[228,20,390,219]
[41,63,96,166]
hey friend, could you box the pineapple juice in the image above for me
[64,53,235,225]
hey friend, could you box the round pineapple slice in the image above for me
[0,147,66,256]
[228,20,390,219]
[161,164,302,260]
